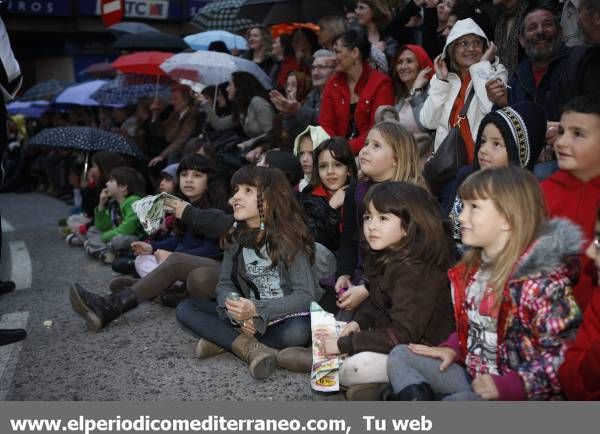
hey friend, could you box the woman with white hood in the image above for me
[418,18,507,166]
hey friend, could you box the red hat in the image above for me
[399,45,434,80]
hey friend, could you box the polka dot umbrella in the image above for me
[28,126,145,159]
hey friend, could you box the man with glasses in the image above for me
[270,49,336,138]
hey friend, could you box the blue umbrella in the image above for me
[184,30,248,51]
[91,75,171,106]
[20,80,74,101]
[28,127,144,158]
[6,100,49,118]
[53,80,109,107]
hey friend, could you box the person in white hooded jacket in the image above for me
[417,18,507,165]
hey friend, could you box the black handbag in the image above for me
[423,88,476,196]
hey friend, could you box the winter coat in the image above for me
[444,218,583,400]
[542,170,600,310]
[559,288,600,400]
[319,63,395,154]
[94,195,143,243]
[418,17,507,152]
[201,96,275,139]
[214,241,323,334]
[337,255,454,355]
[508,44,570,122]
[297,185,341,253]
[160,108,201,159]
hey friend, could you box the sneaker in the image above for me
[100,251,115,264]
[66,233,83,246]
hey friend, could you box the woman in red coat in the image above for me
[318,29,394,155]
[559,207,600,400]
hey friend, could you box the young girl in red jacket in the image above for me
[559,206,600,400]
[385,166,582,400]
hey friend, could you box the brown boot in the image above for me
[345,383,388,401]
[277,347,312,373]
[231,334,279,380]
[195,338,225,359]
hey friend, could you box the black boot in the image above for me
[381,382,435,401]
[69,283,138,332]
[111,255,137,275]
[0,280,16,296]
[0,328,27,346]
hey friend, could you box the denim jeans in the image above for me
[176,299,311,351]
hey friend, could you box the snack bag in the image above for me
[132,192,182,234]
[310,302,346,392]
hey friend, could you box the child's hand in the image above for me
[336,284,369,310]
[328,186,347,210]
[99,188,110,208]
[318,338,341,355]
[408,343,456,371]
[472,374,499,400]
[225,297,257,322]
[131,241,152,256]
[334,275,352,293]
[154,249,171,263]
[339,321,360,337]
[164,197,189,220]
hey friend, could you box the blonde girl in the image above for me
[385,166,582,401]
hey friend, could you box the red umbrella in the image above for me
[112,51,174,76]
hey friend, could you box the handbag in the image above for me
[423,87,476,196]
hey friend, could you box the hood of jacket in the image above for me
[293,125,330,156]
[511,218,583,280]
[443,18,489,59]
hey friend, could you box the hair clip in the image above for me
[232,221,239,229]
[259,221,265,231]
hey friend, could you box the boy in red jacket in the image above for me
[541,94,600,310]
[559,207,600,400]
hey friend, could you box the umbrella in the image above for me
[28,127,144,158]
[160,51,272,89]
[113,31,188,52]
[6,100,49,118]
[270,22,320,38]
[112,51,174,76]
[184,30,248,51]
[19,79,74,101]
[238,0,345,26]
[108,22,159,36]
[78,62,117,79]
[191,0,258,34]
[91,75,172,106]
[53,80,108,107]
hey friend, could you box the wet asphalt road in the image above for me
[0,192,342,401]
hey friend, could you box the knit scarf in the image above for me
[494,1,529,75]
[236,227,265,252]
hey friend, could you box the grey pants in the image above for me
[132,252,221,303]
[386,345,482,401]
[85,226,138,256]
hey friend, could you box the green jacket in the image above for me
[94,195,142,243]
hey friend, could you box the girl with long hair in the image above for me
[386,166,582,401]
[319,182,454,400]
[130,154,228,278]
[333,121,426,311]
[175,166,321,380]
[299,137,358,252]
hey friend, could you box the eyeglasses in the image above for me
[455,38,484,49]
[311,64,334,71]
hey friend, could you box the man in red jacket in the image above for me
[541,93,600,310]
[559,206,600,400]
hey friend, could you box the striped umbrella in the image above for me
[191,0,258,34]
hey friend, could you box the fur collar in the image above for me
[512,218,583,279]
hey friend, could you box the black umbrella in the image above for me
[237,0,346,26]
[28,127,144,159]
[113,31,189,52]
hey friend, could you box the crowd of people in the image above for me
[1,0,600,401]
